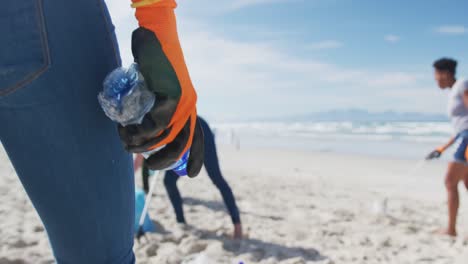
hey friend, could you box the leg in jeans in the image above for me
[0,1,135,263]
[163,170,185,223]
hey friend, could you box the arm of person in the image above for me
[437,136,457,153]
[463,89,468,108]
[427,81,468,159]
[426,136,456,160]
[118,0,205,177]
[134,154,145,172]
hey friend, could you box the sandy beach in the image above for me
[1,144,468,264]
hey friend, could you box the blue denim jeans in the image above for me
[0,1,135,263]
[453,130,468,164]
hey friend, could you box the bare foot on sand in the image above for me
[233,223,243,239]
[433,228,457,237]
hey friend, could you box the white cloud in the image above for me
[176,23,428,118]
[227,0,298,11]
[366,72,422,87]
[307,40,343,50]
[384,34,400,43]
[104,1,133,23]
[171,0,300,15]
[434,25,466,35]
[105,1,436,120]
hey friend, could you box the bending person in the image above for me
[137,116,242,238]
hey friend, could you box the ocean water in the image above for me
[212,121,456,160]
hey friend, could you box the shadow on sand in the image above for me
[183,196,285,221]
[194,228,327,262]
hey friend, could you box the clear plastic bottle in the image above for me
[98,63,189,176]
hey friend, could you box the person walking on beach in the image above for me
[135,116,243,239]
[0,0,203,263]
[426,58,468,237]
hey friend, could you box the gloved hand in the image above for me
[426,148,443,160]
[118,0,204,177]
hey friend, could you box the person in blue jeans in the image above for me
[135,117,242,238]
[0,0,203,263]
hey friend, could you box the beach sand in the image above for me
[1,144,468,264]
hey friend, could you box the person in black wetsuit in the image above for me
[135,116,242,238]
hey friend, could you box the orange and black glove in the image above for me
[118,0,204,177]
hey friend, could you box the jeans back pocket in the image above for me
[0,0,50,97]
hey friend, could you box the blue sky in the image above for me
[106,0,468,121]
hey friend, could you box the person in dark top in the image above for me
[135,116,242,238]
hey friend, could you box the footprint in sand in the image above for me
[9,239,38,248]
[0,258,27,264]
[405,225,420,234]
[33,226,44,233]
[179,236,208,255]
[294,231,308,241]
[359,237,373,247]
[39,260,55,264]
[332,209,355,222]
[161,233,187,244]
[268,215,283,221]
[378,237,393,248]
[321,229,344,237]
[145,243,159,257]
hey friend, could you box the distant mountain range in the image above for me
[250,109,449,122]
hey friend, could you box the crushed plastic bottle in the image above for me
[98,63,155,126]
[98,63,189,176]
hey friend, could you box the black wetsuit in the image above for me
[142,116,241,224]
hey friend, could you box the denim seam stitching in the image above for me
[97,0,121,67]
[0,0,51,97]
